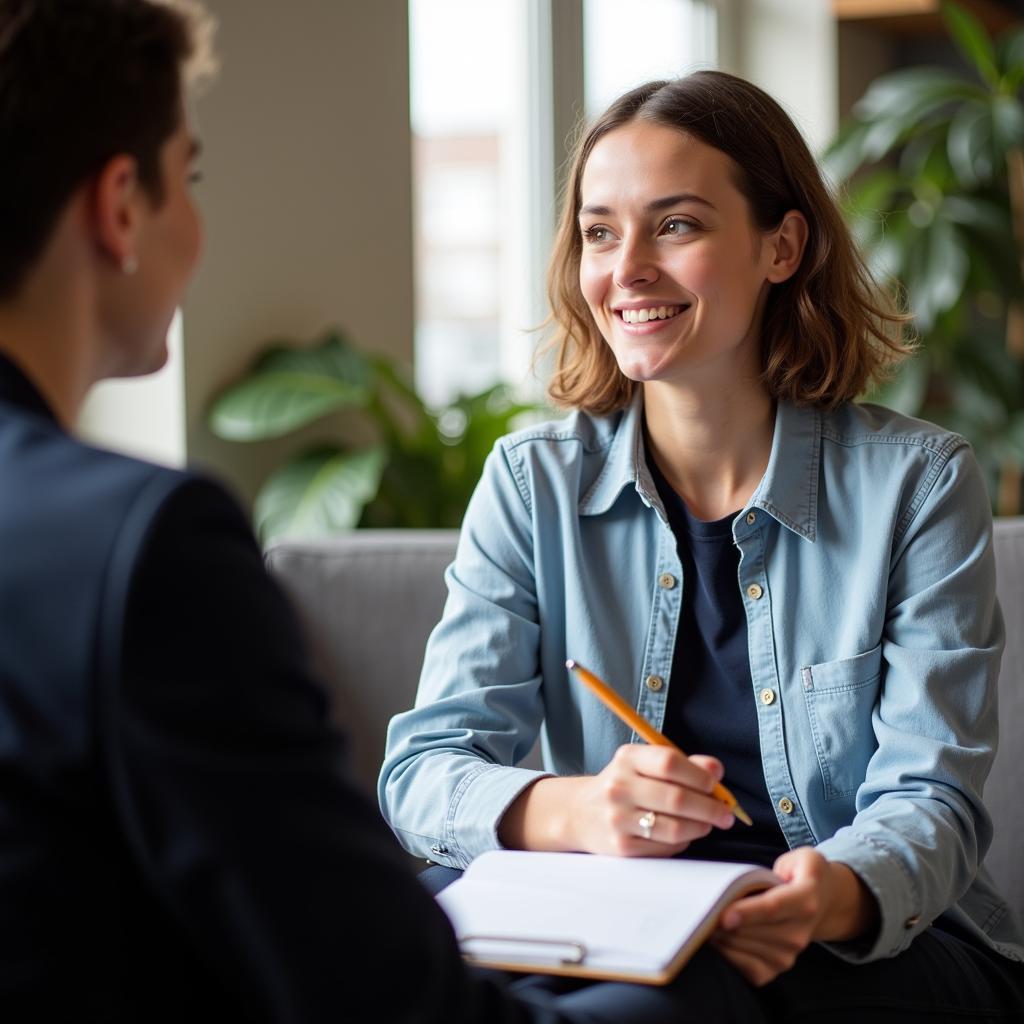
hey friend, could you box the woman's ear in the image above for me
[89,154,143,273]
[765,209,808,284]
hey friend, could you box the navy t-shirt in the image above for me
[647,450,788,868]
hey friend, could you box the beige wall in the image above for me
[720,0,839,154]
[183,0,413,505]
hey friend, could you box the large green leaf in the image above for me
[853,66,982,123]
[991,95,1024,151]
[905,216,969,331]
[255,445,386,543]
[998,27,1024,88]
[942,2,1000,88]
[832,68,981,176]
[925,216,970,317]
[898,126,952,187]
[208,331,374,441]
[860,116,911,164]
[947,103,993,186]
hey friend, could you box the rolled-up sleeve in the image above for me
[378,441,553,866]
[818,441,1003,962]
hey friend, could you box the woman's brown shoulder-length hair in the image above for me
[545,70,912,415]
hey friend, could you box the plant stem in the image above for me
[1005,148,1024,358]
[998,462,1023,518]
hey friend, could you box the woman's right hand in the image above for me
[498,744,736,856]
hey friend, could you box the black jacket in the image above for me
[0,353,540,1023]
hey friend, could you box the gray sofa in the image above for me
[266,519,1024,913]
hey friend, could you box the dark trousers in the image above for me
[422,865,1024,1024]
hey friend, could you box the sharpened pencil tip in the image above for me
[733,803,753,827]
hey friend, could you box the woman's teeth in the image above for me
[619,305,683,324]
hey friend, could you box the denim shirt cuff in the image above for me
[445,764,552,868]
[816,830,926,963]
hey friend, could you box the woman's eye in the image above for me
[582,225,612,244]
[662,217,695,236]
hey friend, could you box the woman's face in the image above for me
[109,113,203,377]
[577,120,783,391]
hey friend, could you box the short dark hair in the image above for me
[546,71,913,413]
[0,0,215,299]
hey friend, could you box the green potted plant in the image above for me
[207,329,538,542]
[825,0,1024,514]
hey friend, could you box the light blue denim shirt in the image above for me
[380,394,1023,964]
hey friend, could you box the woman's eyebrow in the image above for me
[578,193,717,218]
[647,193,716,212]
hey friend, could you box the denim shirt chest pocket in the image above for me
[800,644,883,800]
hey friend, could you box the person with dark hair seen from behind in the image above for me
[380,73,1024,1019]
[0,2,748,1022]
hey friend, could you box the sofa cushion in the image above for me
[990,516,1024,914]
[266,530,457,795]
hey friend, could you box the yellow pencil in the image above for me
[566,659,753,827]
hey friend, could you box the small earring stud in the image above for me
[121,255,138,275]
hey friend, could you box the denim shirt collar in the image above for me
[578,389,821,542]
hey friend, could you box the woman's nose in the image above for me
[613,237,659,290]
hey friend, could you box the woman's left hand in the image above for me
[710,847,878,987]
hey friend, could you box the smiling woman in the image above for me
[380,69,1024,1019]
[547,72,911,417]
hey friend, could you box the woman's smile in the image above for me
[615,303,689,327]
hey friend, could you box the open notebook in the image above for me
[436,850,779,985]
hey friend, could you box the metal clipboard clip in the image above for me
[460,934,588,966]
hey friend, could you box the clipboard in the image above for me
[436,850,779,985]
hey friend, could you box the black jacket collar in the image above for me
[0,351,60,426]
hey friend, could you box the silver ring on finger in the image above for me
[637,810,657,840]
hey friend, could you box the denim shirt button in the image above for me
[760,688,776,706]
[645,675,664,692]
[778,797,795,815]
[430,843,449,856]
[747,583,764,600]
[658,572,677,589]
[746,511,757,525]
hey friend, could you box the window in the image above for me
[584,0,717,117]
[410,0,718,407]
[409,0,519,407]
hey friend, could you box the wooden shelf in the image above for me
[834,0,1021,34]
